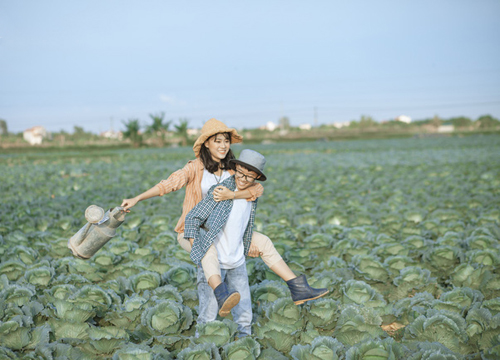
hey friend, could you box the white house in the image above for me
[332,121,351,129]
[299,123,312,130]
[23,126,48,145]
[100,130,123,140]
[437,125,455,133]
[259,121,277,131]
[395,115,412,124]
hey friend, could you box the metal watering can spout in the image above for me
[68,205,127,259]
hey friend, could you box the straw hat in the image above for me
[193,118,243,157]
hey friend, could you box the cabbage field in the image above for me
[1,134,500,359]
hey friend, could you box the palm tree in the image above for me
[122,119,142,147]
[146,112,171,146]
[174,118,189,146]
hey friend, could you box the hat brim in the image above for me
[230,159,266,181]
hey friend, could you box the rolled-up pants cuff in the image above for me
[177,232,220,282]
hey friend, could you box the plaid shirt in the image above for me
[184,175,258,265]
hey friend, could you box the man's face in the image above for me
[235,165,259,191]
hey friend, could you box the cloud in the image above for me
[159,94,186,106]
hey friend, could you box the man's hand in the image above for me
[248,241,262,257]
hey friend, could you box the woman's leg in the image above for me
[251,231,296,281]
[251,231,329,304]
[177,232,223,290]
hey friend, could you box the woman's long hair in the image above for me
[199,132,236,173]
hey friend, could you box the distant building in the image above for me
[332,121,351,129]
[187,128,201,137]
[100,130,123,140]
[23,126,48,145]
[299,123,312,130]
[395,115,412,124]
[259,122,277,131]
[437,125,455,133]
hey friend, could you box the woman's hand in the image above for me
[248,241,262,258]
[213,186,234,202]
[121,197,139,212]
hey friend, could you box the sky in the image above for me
[1,0,499,134]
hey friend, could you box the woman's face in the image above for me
[204,133,231,162]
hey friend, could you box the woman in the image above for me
[121,118,328,313]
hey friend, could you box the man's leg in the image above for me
[225,263,253,338]
[196,265,218,336]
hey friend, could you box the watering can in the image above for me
[68,205,126,259]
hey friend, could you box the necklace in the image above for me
[213,171,223,184]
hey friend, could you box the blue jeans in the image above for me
[197,262,253,337]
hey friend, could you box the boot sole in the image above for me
[293,290,330,305]
[219,292,241,317]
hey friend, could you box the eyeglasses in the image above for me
[235,169,257,183]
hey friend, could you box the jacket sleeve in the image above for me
[184,186,218,240]
[155,160,197,196]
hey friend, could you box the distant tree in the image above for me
[448,116,472,128]
[279,116,290,130]
[147,112,171,146]
[174,118,189,146]
[0,119,7,136]
[122,119,142,147]
[359,115,377,128]
[431,115,442,128]
[477,114,500,129]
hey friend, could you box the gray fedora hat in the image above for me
[230,149,267,181]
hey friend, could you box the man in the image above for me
[184,149,266,337]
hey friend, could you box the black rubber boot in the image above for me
[213,282,240,317]
[286,274,329,305]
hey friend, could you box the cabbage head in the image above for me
[112,343,171,360]
[0,284,36,306]
[406,341,466,360]
[290,336,345,360]
[432,287,483,316]
[402,309,471,354]
[254,298,303,354]
[0,319,50,351]
[333,305,385,347]
[341,280,386,308]
[86,325,129,354]
[345,337,407,360]
[389,266,440,302]
[221,336,260,360]
[465,307,500,351]
[466,249,500,267]
[139,299,193,337]
[104,293,149,330]
[23,265,55,287]
[162,263,196,291]
[250,279,288,306]
[194,319,238,347]
[449,263,491,290]
[351,255,390,283]
[390,292,436,325]
[422,245,464,277]
[177,342,220,360]
[0,260,27,281]
[130,270,162,292]
[304,298,340,333]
